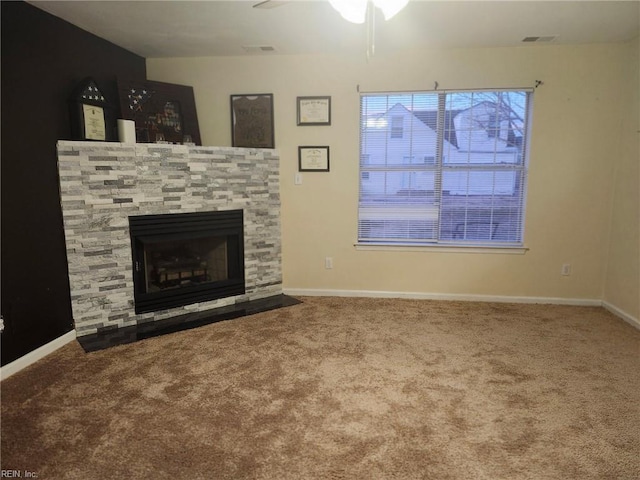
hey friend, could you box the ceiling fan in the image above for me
[254,0,409,23]
[252,0,409,60]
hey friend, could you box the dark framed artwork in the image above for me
[117,79,201,145]
[230,94,275,148]
[297,96,331,126]
[298,146,330,172]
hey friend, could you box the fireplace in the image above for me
[58,143,282,336]
[129,210,245,314]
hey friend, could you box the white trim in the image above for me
[284,288,602,306]
[285,289,640,328]
[354,243,528,255]
[602,301,640,330]
[1,330,77,381]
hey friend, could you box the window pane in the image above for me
[443,91,527,165]
[359,169,438,242]
[439,170,524,242]
[361,93,440,167]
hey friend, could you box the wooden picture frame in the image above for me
[117,78,201,145]
[297,96,331,126]
[230,94,275,149]
[298,146,330,172]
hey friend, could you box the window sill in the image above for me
[354,243,529,255]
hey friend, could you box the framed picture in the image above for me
[117,79,201,145]
[298,146,330,172]
[230,94,275,148]
[297,96,331,126]
[69,77,113,141]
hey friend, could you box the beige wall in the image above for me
[603,37,640,320]
[147,42,637,311]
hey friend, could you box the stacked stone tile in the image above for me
[57,141,282,336]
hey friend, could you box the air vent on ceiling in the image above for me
[522,35,558,43]
[242,45,277,53]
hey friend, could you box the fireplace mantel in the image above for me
[57,141,281,336]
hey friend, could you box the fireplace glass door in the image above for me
[129,210,245,314]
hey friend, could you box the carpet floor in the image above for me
[1,296,639,479]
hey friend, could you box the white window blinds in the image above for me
[358,90,531,246]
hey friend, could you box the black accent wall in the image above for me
[1,2,147,365]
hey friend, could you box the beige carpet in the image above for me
[2,297,639,479]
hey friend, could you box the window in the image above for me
[358,90,531,246]
[390,115,404,138]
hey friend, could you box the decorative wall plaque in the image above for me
[69,77,111,141]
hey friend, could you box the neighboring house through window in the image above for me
[358,90,532,246]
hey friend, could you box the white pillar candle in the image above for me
[117,119,136,144]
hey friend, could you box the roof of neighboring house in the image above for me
[412,109,464,149]
[365,103,464,149]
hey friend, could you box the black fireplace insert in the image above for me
[129,210,245,314]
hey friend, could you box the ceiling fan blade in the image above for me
[253,1,290,9]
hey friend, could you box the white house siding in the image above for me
[361,104,520,197]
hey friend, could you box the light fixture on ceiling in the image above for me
[329,0,409,24]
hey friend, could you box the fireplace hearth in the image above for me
[129,210,245,314]
[77,294,301,352]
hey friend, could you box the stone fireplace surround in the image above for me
[57,141,282,337]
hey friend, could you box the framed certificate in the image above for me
[82,104,106,141]
[297,96,331,126]
[298,146,330,172]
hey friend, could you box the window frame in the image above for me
[357,88,533,249]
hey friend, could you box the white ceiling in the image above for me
[29,0,640,58]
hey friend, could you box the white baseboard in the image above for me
[284,288,602,307]
[1,330,77,381]
[285,288,640,330]
[602,301,640,330]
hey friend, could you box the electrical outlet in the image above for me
[561,264,571,276]
[325,257,333,269]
